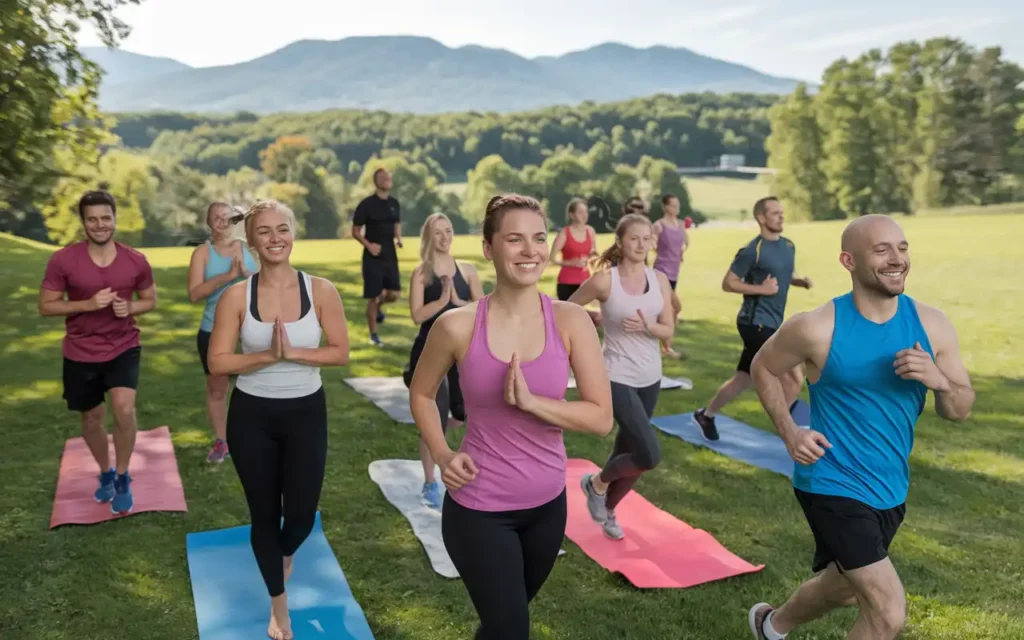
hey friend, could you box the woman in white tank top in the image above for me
[206,200,350,640]
[568,213,676,540]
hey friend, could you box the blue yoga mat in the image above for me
[186,512,375,640]
[652,412,795,478]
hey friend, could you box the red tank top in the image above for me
[557,227,592,285]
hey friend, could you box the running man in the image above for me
[693,196,812,440]
[651,193,689,358]
[352,167,403,346]
[38,189,158,515]
[746,214,974,640]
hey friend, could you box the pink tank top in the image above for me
[449,293,570,512]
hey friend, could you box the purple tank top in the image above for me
[449,293,570,512]
[653,221,685,281]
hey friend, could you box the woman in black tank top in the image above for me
[404,213,484,508]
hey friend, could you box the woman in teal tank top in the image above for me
[187,202,259,463]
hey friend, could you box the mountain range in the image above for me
[86,36,805,115]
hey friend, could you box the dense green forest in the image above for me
[2,1,1022,248]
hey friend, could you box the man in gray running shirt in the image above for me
[693,196,813,440]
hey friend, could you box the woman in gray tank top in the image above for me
[206,200,351,640]
[568,213,676,540]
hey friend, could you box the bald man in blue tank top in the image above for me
[744,215,975,640]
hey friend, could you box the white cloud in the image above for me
[791,15,999,52]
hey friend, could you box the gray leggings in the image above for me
[599,380,662,510]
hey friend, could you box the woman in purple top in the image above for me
[409,193,614,639]
[651,194,689,358]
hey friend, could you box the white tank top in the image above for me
[235,272,324,399]
[600,265,664,387]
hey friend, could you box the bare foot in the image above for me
[283,555,294,584]
[268,594,293,640]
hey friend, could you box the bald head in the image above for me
[841,214,905,253]
[840,214,910,298]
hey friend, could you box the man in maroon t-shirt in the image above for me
[39,190,158,515]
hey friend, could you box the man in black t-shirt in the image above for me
[352,168,403,346]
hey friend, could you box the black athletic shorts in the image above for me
[362,257,401,299]
[556,283,581,301]
[795,488,906,574]
[196,329,212,375]
[737,322,776,373]
[62,346,141,412]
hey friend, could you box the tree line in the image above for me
[767,38,1024,219]
[2,2,1021,247]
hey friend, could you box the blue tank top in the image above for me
[200,241,258,332]
[794,292,933,510]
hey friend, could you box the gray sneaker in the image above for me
[602,510,624,540]
[580,473,608,523]
[747,603,774,639]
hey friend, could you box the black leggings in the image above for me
[405,332,465,425]
[442,490,567,639]
[226,386,328,597]
[599,380,662,510]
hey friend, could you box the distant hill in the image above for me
[90,36,804,115]
[83,46,193,89]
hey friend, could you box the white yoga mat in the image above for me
[368,459,566,579]
[568,375,693,391]
[344,377,415,423]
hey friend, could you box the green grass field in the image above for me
[1,212,1022,639]
[681,176,774,220]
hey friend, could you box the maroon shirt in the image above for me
[41,241,155,363]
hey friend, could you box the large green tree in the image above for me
[1,0,140,210]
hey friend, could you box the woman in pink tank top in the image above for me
[408,193,613,639]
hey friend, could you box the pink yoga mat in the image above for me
[50,425,187,528]
[564,458,765,588]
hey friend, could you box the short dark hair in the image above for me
[753,196,780,219]
[373,167,389,184]
[482,193,546,243]
[78,190,117,219]
[661,193,678,206]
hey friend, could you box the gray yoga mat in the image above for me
[344,377,415,423]
[368,459,566,579]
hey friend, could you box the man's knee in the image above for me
[109,391,137,428]
[382,290,399,303]
[81,405,105,432]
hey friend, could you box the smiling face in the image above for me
[618,220,652,265]
[483,207,549,287]
[841,215,910,297]
[430,217,454,253]
[247,206,294,264]
[81,204,116,246]
[207,204,233,241]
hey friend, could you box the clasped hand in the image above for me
[269,317,295,360]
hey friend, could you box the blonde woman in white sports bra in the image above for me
[568,213,676,541]
[207,200,350,640]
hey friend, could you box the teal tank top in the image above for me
[794,292,933,510]
[200,241,258,332]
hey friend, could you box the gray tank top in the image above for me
[235,272,323,399]
[600,266,664,387]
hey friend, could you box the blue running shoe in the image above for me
[112,472,134,515]
[421,481,442,509]
[94,468,116,503]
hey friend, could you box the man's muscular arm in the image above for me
[751,308,834,465]
[897,304,974,422]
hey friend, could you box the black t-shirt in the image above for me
[353,194,400,261]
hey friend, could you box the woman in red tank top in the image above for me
[550,198,598,301]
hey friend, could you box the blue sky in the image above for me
[78,0,1022,82]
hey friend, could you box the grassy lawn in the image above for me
[682,176,774,220]
[1,211,1022,639]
